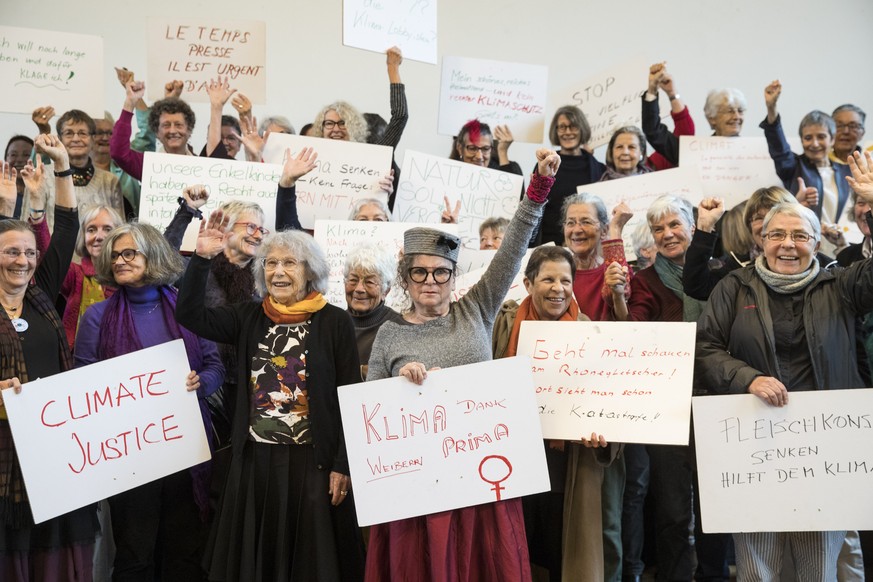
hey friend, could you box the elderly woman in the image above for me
[176,220,365,580]
[0,137,99,579]
[364,149,559,581]
[73,222,222,580]
[344,244,402,380]
[696,165,873,579]
[601,126,651,181]
[480,216,509,250]
[349,197,390,222]
[449,120,523,175]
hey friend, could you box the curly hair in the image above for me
[252,230,330,297]
[311,101,368,143]
[148,98,196,134]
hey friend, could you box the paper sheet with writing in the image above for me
[1,340,209,523]
[692,389,873,532]
[342,0,438,64]
[516,321,696,444]
[339,356,549,526]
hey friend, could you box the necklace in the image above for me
[133,302,161,316]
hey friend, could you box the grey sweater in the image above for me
[367,196,544,379]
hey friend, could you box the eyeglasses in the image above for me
[235,222,270,236]
[345,276,381,290]
[464,144,492,154]
[322,119,346,130]
[407,267,453,284]
[717,107,746,116]
[1,248,38,260]
[836,123,864,133]
[110,248,142,262]
[564,219,600,229]
[556,124,577,132]
[60,130,92,139]
[262,257,299,271]
[94,129,113,137]
[763,231,814,243]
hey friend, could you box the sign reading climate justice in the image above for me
[339,356,549,526]
[0,25,104,116]
[693,389,873,533]
[343,0,438,64]
[146,18,266,103]
[2,340,210,524]
[516,321,696,444]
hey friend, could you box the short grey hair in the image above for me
[349,198,390,221]
[762,202,821,242]
[218,200,265,232]
[76,204,124,257]
[259,115,295,135]
[703,88,748,122]
[646,195,694,230]
[479,216,509,236]
[343,243,396,295]
[799,110,836,138]
[252,230,330,297]
[832,104,866,125]
[94,222,185,286]
[630,221,655,260]
[561,193,608,228]
[312,101,368,143]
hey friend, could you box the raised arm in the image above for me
[276,147,318,231]
[378,47,409,149]
[641,63,681,166]
[205,76,236,157]
[110,81,147,180]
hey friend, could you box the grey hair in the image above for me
[799,110,836,138]
[218,200,265,232]
[630,221,655,260]
[832,104,866,125]
[394,253,459,314]
[561,193,608,227]
[762,202,821,242]
[479,216,509,236]
[312,101,368,143]
[349,198,391,221]
[252,230,330,297]
[646,195,694,230]
[259,115,295,135]
[75,204,124,257]
[94,222,185,286]
[703,88,748,122]
[343,243,396,295]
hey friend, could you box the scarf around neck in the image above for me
[262,291,327,324]
[505,294,580,357]
[754,255,820,294]
[653,253,706,323]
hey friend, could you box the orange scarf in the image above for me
[262,291,327,324]
[505,294,580,357]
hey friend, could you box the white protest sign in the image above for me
[692,389,873,532]
[516,321,695,444]
[457,248,496,275]
[576,166,702,260]
[394,150,523,248]
[263,134,393,229]
[1,340,209,524]
[339,356,549,526]
[550,56,669,148]
[438,56,548,143]
[342,0,437,65]
[146,18,266,103]
[451,244,550,305]
[0,26,103,116]
[139,152,282,251]
[313,219,457,309]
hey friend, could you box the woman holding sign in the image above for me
[363,149,559,582]
[695,152,873,581]
[0,137,98,579]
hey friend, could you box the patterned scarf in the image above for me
[262,291,327,324]
[754,255,820,295]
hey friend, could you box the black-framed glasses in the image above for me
[235,222,270,236]
[408,267,453,284]
[763,231,813,243]
[322,119,347,130]
[110,248,143,263]
[556,124,577,132]
[1,248,39,260]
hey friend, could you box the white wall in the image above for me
[4,0,873,167]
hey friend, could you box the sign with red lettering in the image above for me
[263,133,394,229]
[692,389,873,531]
[146,18,266,103]
[2,340,210,524]
[338,356,549,526]
[516,321,696,444]
[438,56,548,143]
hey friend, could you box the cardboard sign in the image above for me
[515,321,696,444]
[146,18,266,103]
[438,56,548,143]
[263,134,394,229]
[313,219,457,309]
[394,150,523,248]
[2,340,210,524]
[139,152,282,251]
[342,0,438,65]
[339,356,549,526]
[550,56,669,148]
[692,389,873,532]
[0,26,104,116]
[576,166,702,260]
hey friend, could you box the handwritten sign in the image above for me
[516,321,695,444]
[146,18,266,103]
[394,150,523,248]
[450,245,549,305]
[263,134,394,229]
[1,340,209,524]
[139,152,281,251]
[692,389,873,532]
[339,356,549,526]
[576,166,702,260]
[551,56,669,148]
[438,56,548,143]
[0,26,103,116]
[342,0,438,65]
[313,219,457,309]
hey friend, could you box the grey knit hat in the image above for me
[403,227,461,263]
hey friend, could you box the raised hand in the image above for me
[847,151,873,204]
[648,62,666,95]
[124,80,146,112]
[115,66,135,88]
[440,196,461,224]
[386,46,403,83]
[182,184,210,210]
[34,134,69,167]
[237,115,266,161]
[378,169,395,197]
[231,92,253,118]
[697,197,725,232]
[608,201,633,239]
[19,158,46,196]
[535,148,561,177]
[764,80,781,123]
[795,177,819,209]
[164,80,184,99]
[206,76,236,107]
[279,147,318,187]
[195,209,231,259]
[0,162,18,217]
[32,106,55,133]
